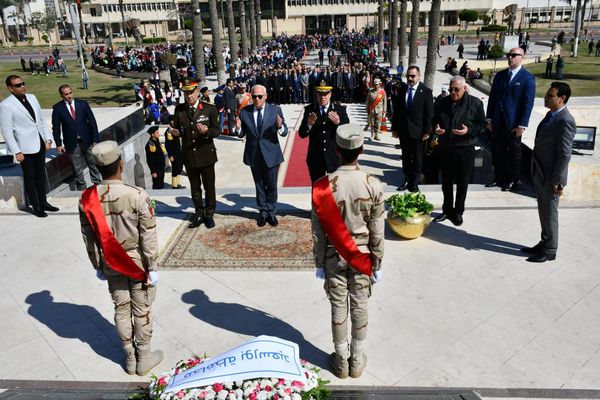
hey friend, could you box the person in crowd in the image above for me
[164,116,185,189]
[522,82,576,263]
[555,55,565,80]
[144,126,166,189]
[234,84,288,227]
[0,75,59,217]
[311,123,384,379]
[365,77,386,141]
[298,80,350,182]
[486,47,535,192]
[171,79,220,229]
[52,84,101,190]
[432,76,487,226]
[79,141,163,376]
[223,78,237,135]
[391,65,433,193]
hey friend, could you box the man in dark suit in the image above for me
[298,80,350,182]
[52,84,101,190]
[522,82,576,263]
[171,79,220,229]
[432,76,487,226]
[391,65,433,193]
[223,78,237,136]
[486,47,535,192]
[235,84,288,227]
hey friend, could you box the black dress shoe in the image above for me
[32,208,48,218]
[42,202,59,212]
[257,215,267,227]
[396,182,409,191]
[451,214,463,226]
[485,181,498,188]
[526,253,556,263]
[204,216,215,229]
[433,213,448,223]
[521,243,544,254]
[267,215,279,226]
[188,215,204,229]
[501,182,517,192]
[408,185,419,193]
[394,144,402,149]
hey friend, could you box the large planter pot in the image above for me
[387,211,432,239]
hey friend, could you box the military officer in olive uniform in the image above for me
[312,124,385,379]
[144,126,166,189]
[164,115,185,189]
[366,77,387,141]
[171,80,220,229]
[79,141,163,376]
[298,80,350,182]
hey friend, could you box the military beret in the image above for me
[336,124,364,150]
[147,126,159,134]
[92,140,121,166]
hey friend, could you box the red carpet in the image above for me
[282,131,312,187]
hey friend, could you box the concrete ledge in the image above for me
[92,64,171,82]
[470,78,491,95]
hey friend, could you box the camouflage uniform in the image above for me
[79,179,159,374]
[366,85,387,140]
[311,166,385,375]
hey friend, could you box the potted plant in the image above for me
[385,192,434,239]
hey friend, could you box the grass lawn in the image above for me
[0,59,139,108]
[482,48,600,97]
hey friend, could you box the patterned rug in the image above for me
[160,213,314,270]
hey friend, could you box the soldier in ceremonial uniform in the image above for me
[144,126,166,189]
[365,77,387,141]
[311,124,384,379]
[79,141,163,376]
[164,116,185,189]
[298,80,350,182]
[171,79,220,229]
[235,83,252,117]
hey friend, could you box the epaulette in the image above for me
[122,183,144,193]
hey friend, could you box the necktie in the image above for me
[69,102,76,120]
[256,108,263,132]
[321,106,327,116]
[406,87,414,109]
[540,111,553,127]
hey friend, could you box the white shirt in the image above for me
[508,65,522,83]
[64,100,76,115]
[405,82,419,104]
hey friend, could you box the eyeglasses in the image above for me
[406,74,418,78]
[449,87,462,93]
[11,82,25,88]
[506,53,522,58]
[251,95,264,99]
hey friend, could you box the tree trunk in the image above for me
[118,0,129,43]
[248,0,256,50]
[77,4,86,44]
[208,0,226,84]
[580,0,587,31]
[573,0,582,57]
[239,0,249,60]
[0,12,10,47]
[377,0,384,57]
[390,0,399,68]
[424,0,441,88]
[254,0,261,46]
[192,0,206,83]
[225,0,238,63]
[399,0,408,61]
[408,0,419,65]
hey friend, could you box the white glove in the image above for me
[315,267,325,280]
[149,271,160,286]
[96,269,106,281]
[372,270,382,283]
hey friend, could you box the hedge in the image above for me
[481,25,507,32]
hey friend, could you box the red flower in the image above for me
[176,390,185,399]
[277,378,286,386]
[285,388,292,395]
[265,385,273,392]
[249,392,258,400]
[213,383,224,392]
[158,376,167,386]
[291,380,305,388]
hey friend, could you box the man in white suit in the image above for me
[0,75,59,217]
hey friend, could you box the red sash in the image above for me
[312,177,373,276]
[236,94,251,116]
[367,90,385,113]
[81,186,148,282]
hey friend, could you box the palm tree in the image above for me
[192,0,206,83]
[408,0,419,65]
[424,0,441,88]
[12,0,31,38]
[399,0,407,61]
[117,0,129,43]
[248,0,256,50]
[390,0,399,68]
[208,0,226,84]
[0,0,15,47]
[253,0,261,46]
[239,0,249,60]
[225,0,238,63]
[377,0,384,57]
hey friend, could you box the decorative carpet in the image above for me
[160,213,314,270]
[282,131,312,187]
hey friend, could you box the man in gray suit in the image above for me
[522,82,576,263]
[0,75,59,217]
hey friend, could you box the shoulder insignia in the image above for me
[149,144,156,153]
[146,197,155,218]
[167,133,173,140]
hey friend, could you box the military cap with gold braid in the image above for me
[315,80,333,92]
[181,79,199,92]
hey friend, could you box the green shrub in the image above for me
[41,34,49,43]
[487,43,505,59]
[385,192,434,219]
[26,37,34,45]
[481,24,507,32]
